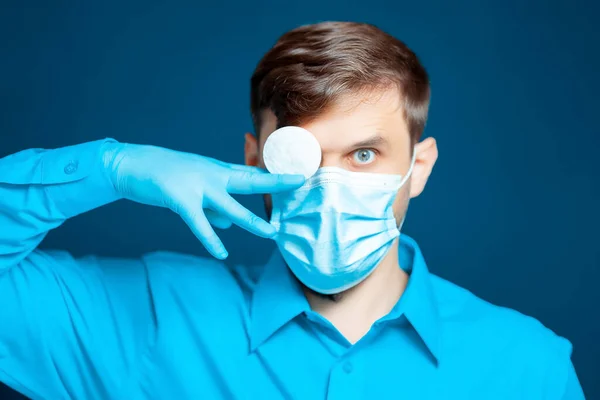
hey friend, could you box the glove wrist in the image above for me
[101,141,129,197]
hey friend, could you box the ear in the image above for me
[244,133,260,167]
[409,137,438,198]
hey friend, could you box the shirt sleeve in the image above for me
[560,362,586,400]
[0,139,121,271]
[0,141,154,399]
[547,336,586,400]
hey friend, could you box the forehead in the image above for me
[258,88,409,150]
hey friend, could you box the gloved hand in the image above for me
[102,142,305,259]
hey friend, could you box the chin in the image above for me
[299,279,347,302]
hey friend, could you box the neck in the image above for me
[303,238,408,344]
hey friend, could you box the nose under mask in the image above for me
[270,152,415,294]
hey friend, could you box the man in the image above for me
[0,21,585,399]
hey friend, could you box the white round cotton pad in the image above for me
[263,126,322,179]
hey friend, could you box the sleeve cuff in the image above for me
[0,139,117,185]
[40,139,124,219]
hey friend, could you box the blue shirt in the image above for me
[0,140,585,400]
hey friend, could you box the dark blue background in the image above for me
[1,1,598,399]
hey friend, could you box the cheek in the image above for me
[391,186,410,224]
[258,153,266,169]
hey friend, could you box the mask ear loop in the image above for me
[398,147,417,188]
[397,147,417,231]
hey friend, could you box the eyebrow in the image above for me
[348,134,389,149]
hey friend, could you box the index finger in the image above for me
[227,170,305,195]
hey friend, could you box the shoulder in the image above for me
[432,275,570,350]
[141,250,264,304]
[431,274,572,355]
[431,275,575,396]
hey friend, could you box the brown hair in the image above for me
[250,21,431,143]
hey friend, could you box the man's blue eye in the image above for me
[353,149,375,164]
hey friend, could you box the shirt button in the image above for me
[63,161,79,175]
[342,361,353,374]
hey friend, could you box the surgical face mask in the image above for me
[270,152,416,294]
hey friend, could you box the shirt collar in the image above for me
[392,235,442,364]
[249,235,442,363]
[249,250,310,351]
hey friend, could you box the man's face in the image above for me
[245,88,438,223]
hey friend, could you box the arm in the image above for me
[560,362,585,400]
[542,335,585,400]
[0,139,152,399]
[0,138,304,399]
[0,139,121,271]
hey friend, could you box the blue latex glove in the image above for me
[103,142,305,259]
